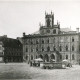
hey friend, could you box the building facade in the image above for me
[0,35,23,62]
[22,12,80,64]
[0,41,4,62]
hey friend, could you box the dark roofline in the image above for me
[0,37,22,48]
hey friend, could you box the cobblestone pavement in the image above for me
[0,63,80,80]
[0,63,32,79]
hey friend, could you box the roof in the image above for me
[31,31,40,35]
[60,28,73,32]
[0,36,22,48]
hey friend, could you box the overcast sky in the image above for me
[0,0,80,38]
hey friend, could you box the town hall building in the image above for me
[22,11,80,64]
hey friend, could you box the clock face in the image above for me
[47,29,50,33]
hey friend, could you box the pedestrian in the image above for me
[30,61,32,66]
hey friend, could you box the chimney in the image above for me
[3,35,7,38]
[76,28,79,33]
[23,32,25,37]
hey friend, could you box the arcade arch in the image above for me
[50,54,55,59]
[44,54,49,62]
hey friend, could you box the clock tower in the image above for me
[40,11,60,35]
[45,11,54,28]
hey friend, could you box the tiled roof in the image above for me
[0,36,22,48]
[31,31,40,35]
[60,28,74,32]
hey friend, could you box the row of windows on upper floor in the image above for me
[5,52,22,56]
[25,37,75,45]
[26,45,75,52]
[5,48,22,52]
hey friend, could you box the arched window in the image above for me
[66,45,68,51]
[59,45,62,51]
[53,46,56,51]
[42,47,44,52]
[47,46,50,52]
[72,54,75,60]
[44,54,49,62]
[50,54,55,59]
[39,55,43,59]
[66,55,68,59]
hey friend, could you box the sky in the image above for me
[0,0,80,38]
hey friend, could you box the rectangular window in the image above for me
[0,46,2,50]
[26,48,28,52]
[72,54,75,60]
[36,40,39,44]
[42,47,44,52]
[31,48,33,52]
[72,37,74,42]
[36,47,38,52]
[72,46,74,51]
[60,55,62,60]
[53,29,56,34]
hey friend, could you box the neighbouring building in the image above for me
[22,11,80,64]
[0,35,23,62]
[0,41,4,62]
